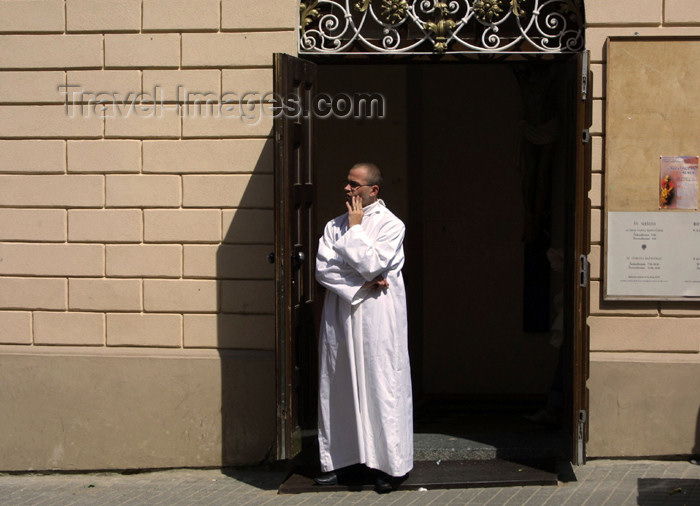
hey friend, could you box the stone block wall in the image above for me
[0,0,295,470]
[585,0,700,456]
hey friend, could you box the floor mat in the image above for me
[278,459,559,493]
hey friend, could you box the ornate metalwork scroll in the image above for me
[299,0,584,54]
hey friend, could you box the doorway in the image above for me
[310,57,585,462]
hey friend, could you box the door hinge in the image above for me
[582,129,591,144]
[577,409,587,466]
[581,51,589,102]
[579,254,589,288]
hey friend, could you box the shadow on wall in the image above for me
[216,133,277,466]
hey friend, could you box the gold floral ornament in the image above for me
[300,1,321,34]
[473,0,503,23]
[425,2,457,52]
[355,0,371,12]
[380,0,409,24]
[510,0,526,17]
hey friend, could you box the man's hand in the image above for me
[362,275,389,291]
[346,195,364,227]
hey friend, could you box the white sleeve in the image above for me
[315,222,367,304]
[332,217,405,282]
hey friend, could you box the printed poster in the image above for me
[659,156,698,209]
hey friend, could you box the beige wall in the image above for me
[0,0,295,470]
[585,0,700,456]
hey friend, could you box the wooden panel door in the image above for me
[273,53,317,460]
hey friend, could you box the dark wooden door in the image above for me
[569,51,592,465]
[273,53,317,460]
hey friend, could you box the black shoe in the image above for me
[314,471,338,486]
[374,471,394,493]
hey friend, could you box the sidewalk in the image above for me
[1,459,699,505]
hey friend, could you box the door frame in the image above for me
[570,50,592,465]
[273,52,592,464]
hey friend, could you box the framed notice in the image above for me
[606,212,700,299]
[605,38,700,300]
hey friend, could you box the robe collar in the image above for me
[363,199,385,215]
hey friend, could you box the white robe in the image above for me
[315,199,413,477]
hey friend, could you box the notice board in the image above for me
[605,37,700,300]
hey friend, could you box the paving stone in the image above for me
[0,461,700,505]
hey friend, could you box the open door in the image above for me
[569,50,592,465]
[273,53,317,460]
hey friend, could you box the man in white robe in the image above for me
[314,163,413,491]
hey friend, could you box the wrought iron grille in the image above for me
[299,0,584,54]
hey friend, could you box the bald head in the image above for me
[352,162,383,187]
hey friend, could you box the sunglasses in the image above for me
[343,179,375,189]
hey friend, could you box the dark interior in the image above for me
[310,58,579,460]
